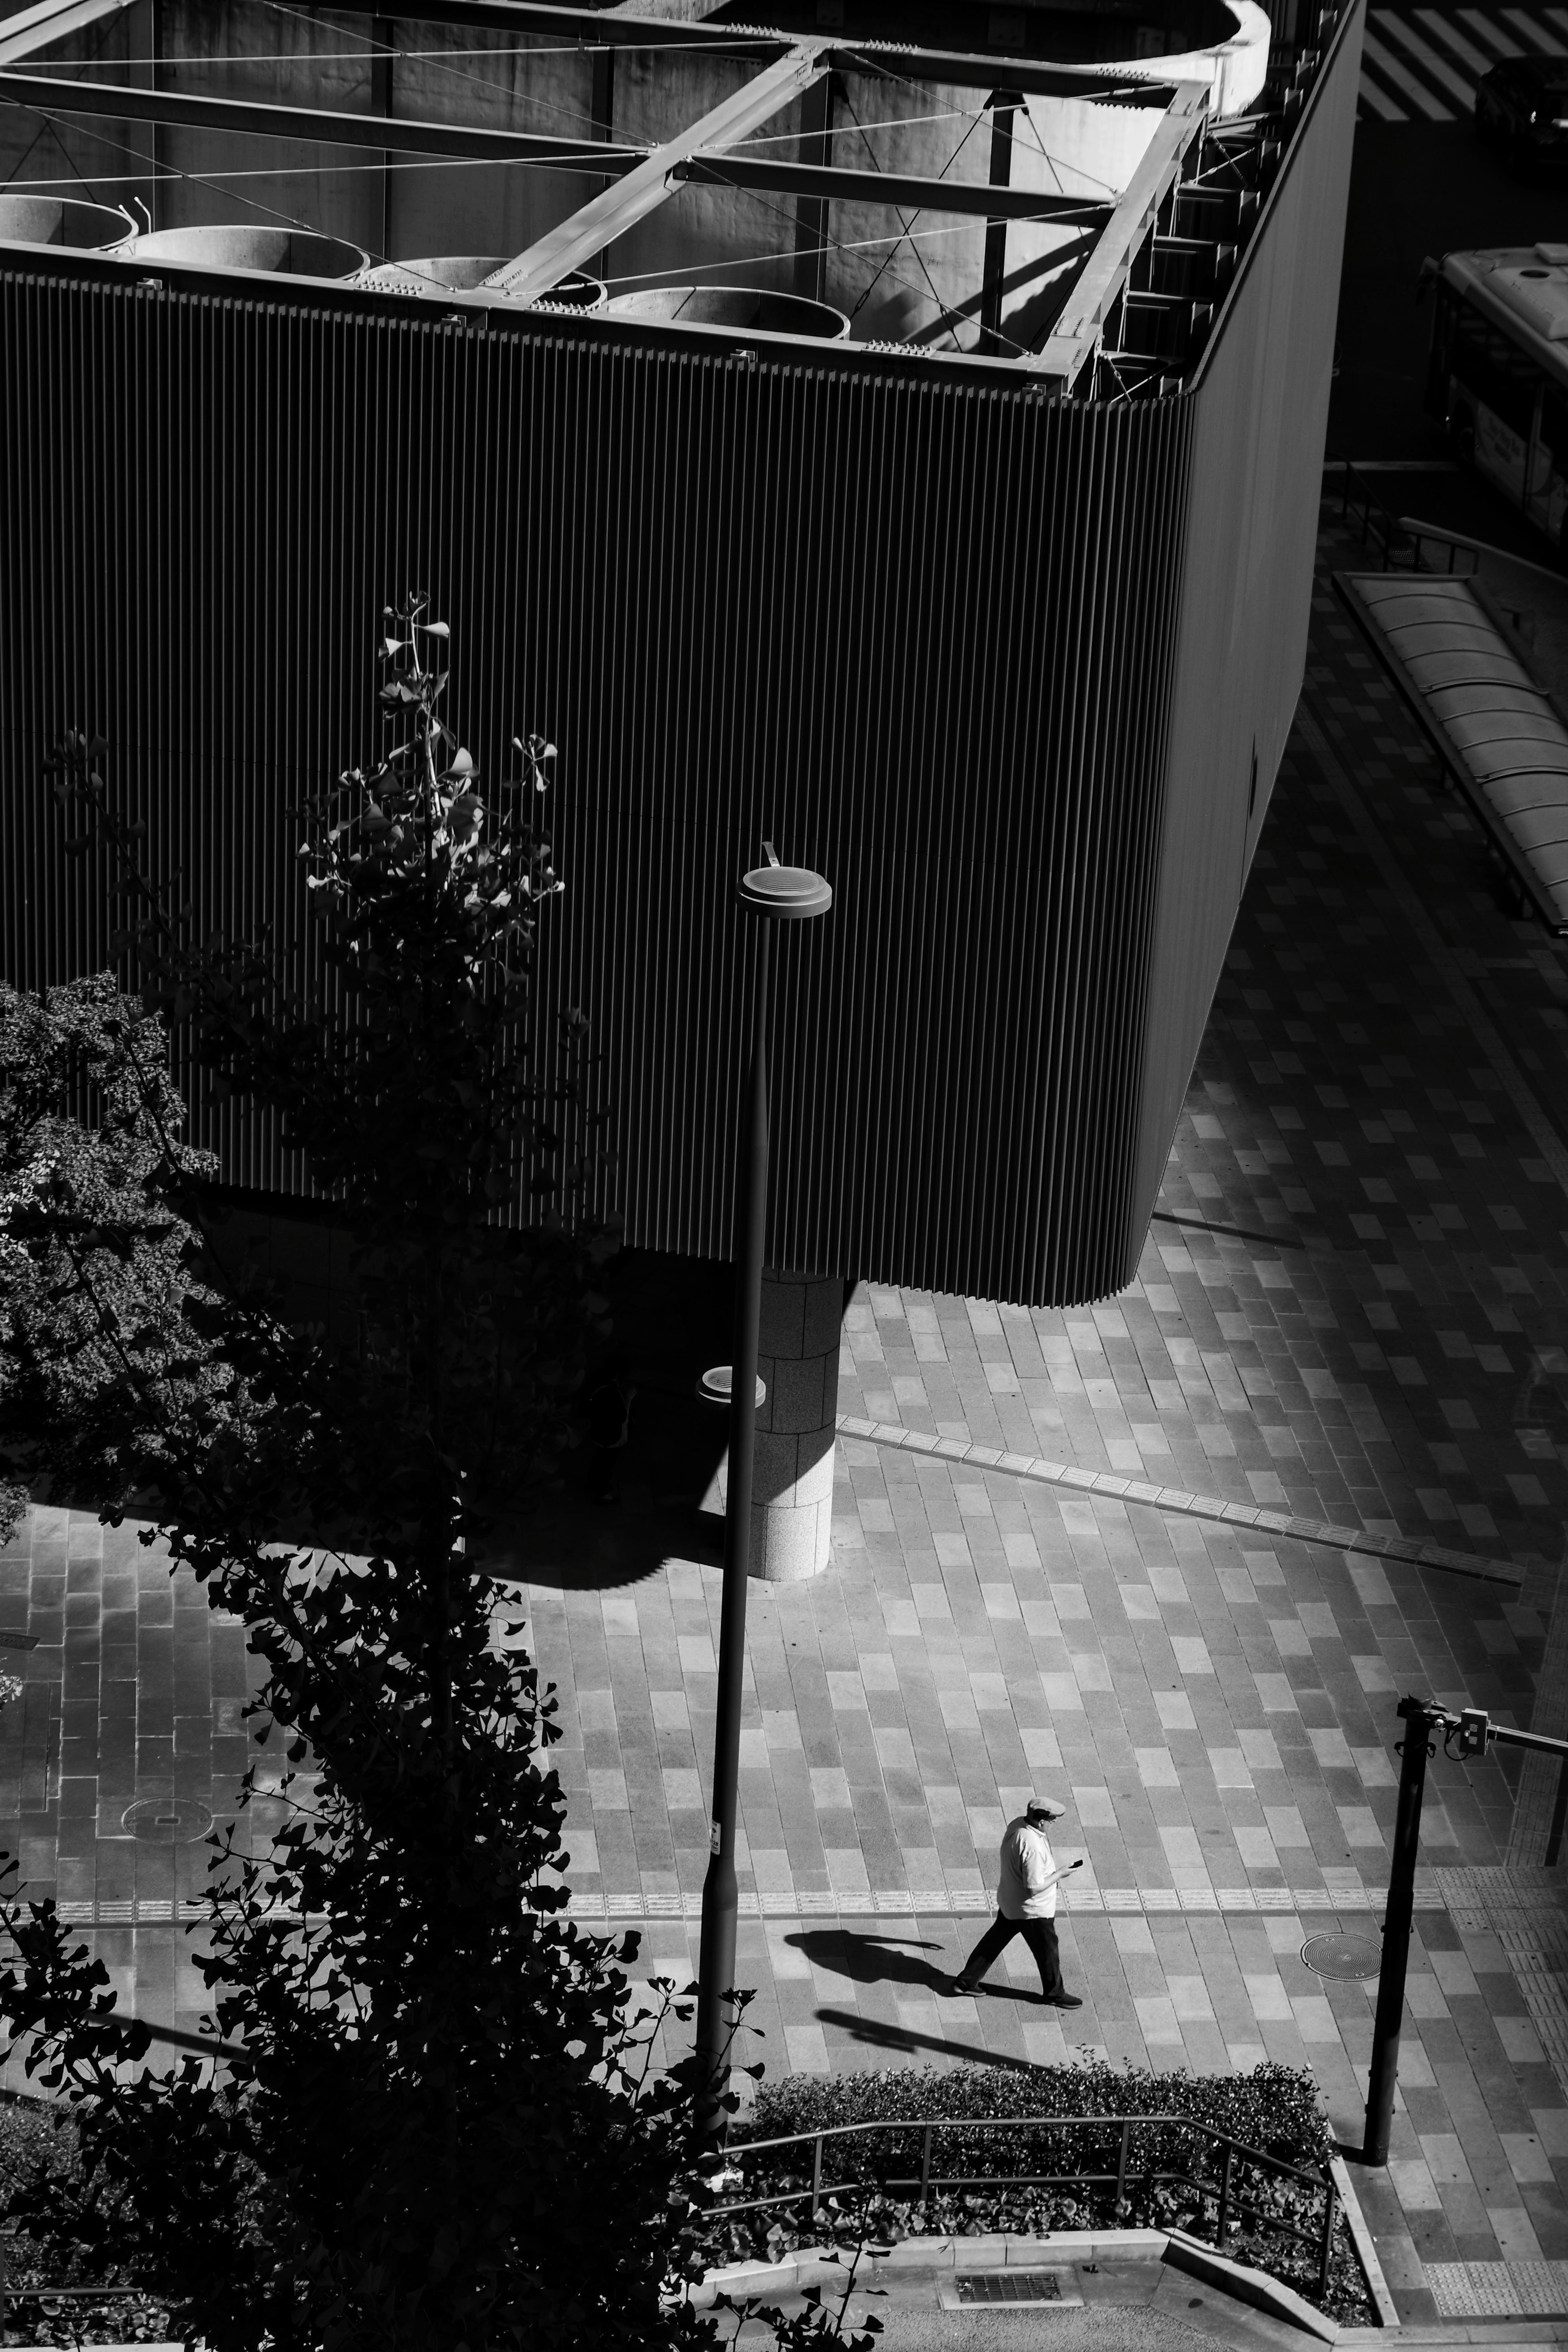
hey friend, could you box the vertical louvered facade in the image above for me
[0,2,1359,1308]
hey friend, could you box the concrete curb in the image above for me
[1330,2152,1400,2330]
[1163,2225,1339,2342]
[680,2230,1168,2307]
[837,1414,1523,1590]
[683,2222,1371,2336]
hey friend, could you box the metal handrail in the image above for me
[708,2111,1340,2297]
[1334,458,1425,572]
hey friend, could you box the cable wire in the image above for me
[0,97,353,246]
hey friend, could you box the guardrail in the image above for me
[1332,459,1426,572]
[708,2111,1339,2296]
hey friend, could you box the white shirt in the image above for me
[998,1815,1057,1920]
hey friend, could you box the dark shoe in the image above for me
[1042,1992,1083,2008]
[941,1976,979,1996]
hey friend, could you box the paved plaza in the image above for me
[7,496,1568,2325]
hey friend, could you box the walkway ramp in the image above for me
[1334,570,1568,934]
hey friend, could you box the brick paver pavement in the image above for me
[6,494,1568,2324]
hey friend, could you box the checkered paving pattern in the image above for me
[0,1507,278,2045]
[5,499,1568,2321]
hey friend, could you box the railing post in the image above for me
[1116,2118,1130,2213]
[809,2133,823,2223]
[1319,2175,1338,2296]
[1217,2142,1234,2248]
[920,2125,933,2209]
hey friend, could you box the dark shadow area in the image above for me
[789,1928,948,1992]
[170,1212,739,1590]
[484,1489,723,1594]
[484,1243,735,1588]
[812,2007,1047,2072]
[1329,119,1561,476]
[790,1927,1043,2009]
[6,1213,739,1594]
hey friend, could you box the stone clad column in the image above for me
[751,1270,844,1582]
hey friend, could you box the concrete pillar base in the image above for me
[752,1269,843,1581]
[701,1270,844,1580]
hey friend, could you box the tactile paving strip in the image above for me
[1428,2261,1568,2318]
[1433,1869,1568,2095]
[561,1880,1445,1922]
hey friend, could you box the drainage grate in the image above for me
[954,2273,1062,2304]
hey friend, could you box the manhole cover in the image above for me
[121,1799,214,1845]
[1302,1931,1381,1980]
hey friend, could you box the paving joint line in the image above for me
[836,1414,1522,1588]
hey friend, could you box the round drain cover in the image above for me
[1302,1931,1380,1980]
[121,1799,214,1845]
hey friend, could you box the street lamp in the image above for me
[694,844,832,2135]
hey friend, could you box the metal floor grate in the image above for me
[953,2272,1064,2305]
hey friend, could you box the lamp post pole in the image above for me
[1361,1696,1434,2167]
[694,847,831,2138]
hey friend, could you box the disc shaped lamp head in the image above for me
[737,843,832,920]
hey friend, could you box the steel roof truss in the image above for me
[1030,80,1209,389]
[481,39,829,302]
[672,153,1107,225]
[0,68,645,167]
[0,0,131,64]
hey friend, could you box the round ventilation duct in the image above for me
[131,226,368,279]
[601,285,849,340]
[0,196,134,251]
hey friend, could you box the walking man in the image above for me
[944,1796,1083,2008]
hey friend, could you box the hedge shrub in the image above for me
[743,2059,1331,2162]
[0,2099,172,2346]
[682,2063,1370,2329]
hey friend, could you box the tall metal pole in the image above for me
[1361,1697,1434,2165]
[695,919,772,2135]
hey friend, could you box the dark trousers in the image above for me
[958,1911,1065,1998]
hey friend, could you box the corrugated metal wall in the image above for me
[1128,0,1366,1235]
[0,32,1355,1305]
[0,272,1200,1305]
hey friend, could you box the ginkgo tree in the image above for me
[0,597,734,2352]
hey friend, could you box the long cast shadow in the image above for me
[812,2007,1047,2072]
[790,1928,1045,2010]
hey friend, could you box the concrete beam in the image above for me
[482,41,828,302]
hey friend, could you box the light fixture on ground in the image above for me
[694,845,832,2134]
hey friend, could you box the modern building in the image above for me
[0,0,1363,1570]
